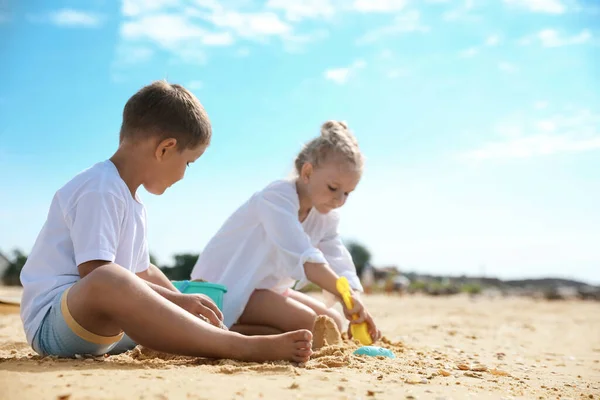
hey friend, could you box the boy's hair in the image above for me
[119,80,212,150]
[294,120,364,174]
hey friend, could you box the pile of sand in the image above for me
[107,315,402,373]
[1,291,599,400]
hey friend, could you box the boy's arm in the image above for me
[136,264,178,294]
[136,264,224,324]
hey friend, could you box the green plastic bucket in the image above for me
[171,280,227,311]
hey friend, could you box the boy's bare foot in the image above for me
[246,329,313,363]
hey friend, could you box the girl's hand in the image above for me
[343,292,381,343]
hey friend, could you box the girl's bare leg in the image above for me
[235,289,319,333]
[285,289,345,331]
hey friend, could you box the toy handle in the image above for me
[336,277,359,320]
[337,277,373,345]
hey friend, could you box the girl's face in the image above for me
[300,159,361,214]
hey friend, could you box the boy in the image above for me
[19,81,313,363]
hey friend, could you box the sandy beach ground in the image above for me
[1,286,599,400]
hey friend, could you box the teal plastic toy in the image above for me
[353,346,396,359]
[171,280,227,311]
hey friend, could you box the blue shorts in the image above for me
[32,287,137,357]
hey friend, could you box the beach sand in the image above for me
[1,287,599,400]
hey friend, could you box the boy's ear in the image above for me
[155,138,178,160]
[301,162,313,183]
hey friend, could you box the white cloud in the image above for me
[31,9,103,27]
[461,108,600,160]
[464,134,600,160]
[116,0,436,66]
[187,80,204,90]
[326,68,351,84]
[235,47,251,57]
[459,47,478,58]
[356,10,429,44]
[519,29,592,47]
[122,0,180,17]
[203,32,236,46]
[495,120,524,138]
[387,68,409,79]
[534,101,549,110]
[485,34,501,46]
[116,1,324,67]
[282,30,329,53]
[460,35,502,59]
[380,49,393,59]
[119,13,234,65]
[503,0,566,14]
[122,14,232,47]
[206,11,291,38]
[324,59,366,85]
[537,29,591,47]
[266,0,335,21]
[498,61,518,73]
[536,120,557,132]
[115,46,154,65]
[443,0,480,22]
[353,0,407,13]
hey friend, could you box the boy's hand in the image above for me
[173,293,225,329]
[343,292,381,343]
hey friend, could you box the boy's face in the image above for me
[144,139,208,195]
[301,159,361,214]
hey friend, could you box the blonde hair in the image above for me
[294,120,364,175]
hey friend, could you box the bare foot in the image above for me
[246,330,313,363]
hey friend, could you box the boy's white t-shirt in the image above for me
[191,179,363,328]
[20,160,150,345]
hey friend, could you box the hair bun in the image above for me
[320,120,349,138]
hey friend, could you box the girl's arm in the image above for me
[317,213,363,294]
[318,234,363,292]
[257,186,357,300]
[303,261,343,299]
[256,188,329,282]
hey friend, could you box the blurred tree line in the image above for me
[1,241,372,286]
[1,250,27,286]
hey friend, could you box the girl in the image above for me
[191,120,380,342]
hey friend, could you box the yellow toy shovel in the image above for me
[336,276,373,346]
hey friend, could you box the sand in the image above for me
[312,315,343,350]
[1,288,599,400]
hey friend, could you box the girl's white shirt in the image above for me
[191,179,363,328]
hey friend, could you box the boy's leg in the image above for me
[285,290,345,331]
[66,264,312,362]
[107,334,137,355]
[233,289,320,334]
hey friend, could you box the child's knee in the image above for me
[84,263,135,294]
[290,307,319,332]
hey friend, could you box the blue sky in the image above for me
[1,0,599,284]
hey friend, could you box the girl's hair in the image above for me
[294,120,364,175]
